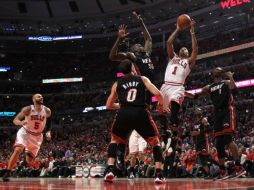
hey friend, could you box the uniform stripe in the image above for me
[145,109,160,145]
[229,94,236,132]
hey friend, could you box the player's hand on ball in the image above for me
[190,20,196,34]
[118,24,129,39]
[176,23,181,32]
[45,131,51,141]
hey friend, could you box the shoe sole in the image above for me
[155,180,166,184]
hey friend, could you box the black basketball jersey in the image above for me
[208,81,233,110]
[193,122,207,151]
[117,75,146,107]
[134,53,154,82]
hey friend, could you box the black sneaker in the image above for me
[104,166,115,183]
[154,171,166,184]
[2,170,10,182]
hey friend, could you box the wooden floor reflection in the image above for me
[1,178,254,190]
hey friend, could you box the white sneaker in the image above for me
[104,172,115,183]
[129,172,135,179]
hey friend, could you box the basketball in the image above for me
[177,14,191,30]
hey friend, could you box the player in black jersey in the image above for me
[190,67,245,179]
[191,107,215,178]
[109,12,154,177]
[109,12,154,92]
[104,60,165,184]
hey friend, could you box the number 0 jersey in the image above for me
[23,105,47,134]
[117,74,146,107]
[164,54,191,85]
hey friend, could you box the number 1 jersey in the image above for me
[164,54,191,85]
[23,105,47,134]
[117,75,147,107]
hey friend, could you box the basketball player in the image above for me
[2,94,51,182]
[109,12,154,93]
[104,59,165,184]
[128,130,147,178]
[191,107,215,178]
[191,68,245,179]
[109,12,155,175]
[160,20,197,150]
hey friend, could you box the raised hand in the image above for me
[224,71,234,78]
[118,24,129,39]
[190,20,196,34]
[133,11,143,23]
[45,131,51,141]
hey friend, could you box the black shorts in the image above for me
[111,107,158,144]
[214,106,236,137]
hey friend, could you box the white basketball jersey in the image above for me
[23,105,47,134]
[164,55,191,85]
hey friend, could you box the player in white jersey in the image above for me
[2,94,51,182]
[160,20,198,143]
[128,130,147,178]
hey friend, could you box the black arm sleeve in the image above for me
[44,117,52,132]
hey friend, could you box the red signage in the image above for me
[220,0,249,9]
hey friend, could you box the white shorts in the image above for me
[14,127,43,158]
[160,84,185,111]
[129,130,147,154]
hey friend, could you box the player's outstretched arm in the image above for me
[109,24,135,61]
[106,82,120,110]
[167,24,180,59]
[194,85,210,99]
[186,85,210,99]
[44,107,52,140]
[13,106,31,126]
[224,71,237,90]
[141,76,163,106]
[133,11,152,55]
[189,20,198,68]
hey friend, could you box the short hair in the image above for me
[118,59,132,74]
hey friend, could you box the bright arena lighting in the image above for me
[0,112,16,117]
[42,77,83,84]
[28,35,82,41]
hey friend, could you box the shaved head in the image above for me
[32,94,43,105]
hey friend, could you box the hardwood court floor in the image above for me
[1,178,254,190]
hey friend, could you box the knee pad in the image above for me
[153,146,164,163]
[170,101,180,126]
[108,143,117,158]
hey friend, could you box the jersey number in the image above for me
[126,89,137,102]
[172,66,178,75]
[34,122,40,129]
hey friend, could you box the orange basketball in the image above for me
[177,14,191,30]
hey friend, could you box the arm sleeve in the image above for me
[44,117,52,132]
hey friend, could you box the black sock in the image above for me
[219,165,226,171]
[129,167,134,172]
[235,160,241,166]
[155,168,163,176]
